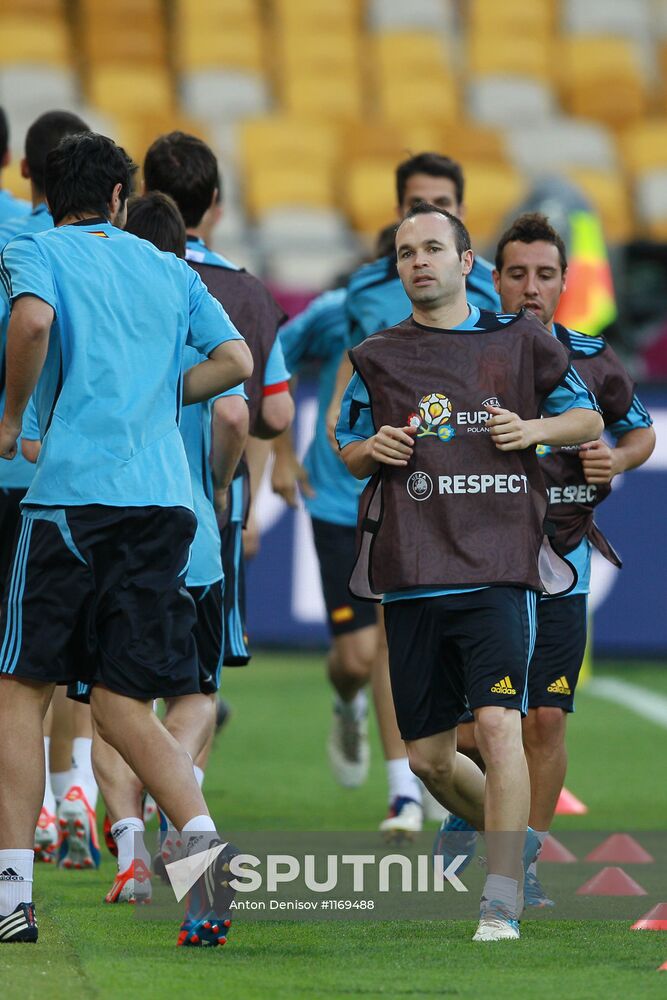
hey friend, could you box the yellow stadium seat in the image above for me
[620,120,667,175]
[244,162,336,218]
[271,0,361,32]
[0,16,69,64]
[81,22,167,66]
[560,37,647,126]
[468,33,554,80]
[459,164,524,244]
[343,158,399,234]
[0,0,64,14]
[468,0,555,37]
[427,122,508,167]
[240,117,340,171]
[282,68,364,120]
[339,121,414,164]
[87,66,173,117]
[176,24,265,72]
[373,32,450,77]
[175,0,261,28]
[0,161,30,201]
[78,0,162,20]
[376,72,458,126]
[566,168,634,243]
[276,28,361,74]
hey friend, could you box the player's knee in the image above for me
[524,706,566,752]
[475,707,522,766]
[406,747,454,789]
[334,642,373,684]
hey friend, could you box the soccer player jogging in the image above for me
[143,132,293,671]
[0,133,252,946]
[326,153,502,834]
[0,110,96,867]
[492,213,654,905]
[336,204,603,941]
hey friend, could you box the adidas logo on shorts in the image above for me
[0,868,24,881]
[547,675,572,695]
[490,675,516,695]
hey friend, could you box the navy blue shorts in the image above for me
[0,505,199,701]
[311,517,377,637]
[0,488,23,599]
[527,594,587,712]
[384,587,537,741]
[189,580,224,694]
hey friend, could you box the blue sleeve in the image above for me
[336,373,375,448]
[186,266,244,356]
[22,396,40,440]
[280,289,349,372]
[541,367,600,416]
[183,342,247,402]
[0,235,57,312]
[264,337,290,386]
[607,393,653,439]
[220,383,248,399]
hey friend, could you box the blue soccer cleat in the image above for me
[433,813,478,876]
[473,897,520,941]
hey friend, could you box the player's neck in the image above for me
[187,226,207,246]
[412,294,470,330]
[57,211,108,227]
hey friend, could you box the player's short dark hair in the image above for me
[395,152,465,208]
[143,131,218,228]
[25,110,90,195]
[399,202,472,259]
[496,212,568,273]
[124,191,186,257]
[0,107,8,161]
[45,132,136,225]
[375,222,398,259]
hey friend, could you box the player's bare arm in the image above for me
[182,339,253,405]
[342,424,417,479]
[486,404,603,453]
[211,394,249,514]
[326,353,353,451]
[0,295,54,459]
[579,425,656,484]
[271,428,315,508]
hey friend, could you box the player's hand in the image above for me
[326,401,340,453]
[369,424,417,466]
[214,486,229,516]
[0,420,19,461]
[271,455,315,508]
[579,439,615,484]
[486,405,534,451]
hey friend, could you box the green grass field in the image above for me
[3,653,667,1000]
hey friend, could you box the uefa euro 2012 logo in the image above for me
[407,392,456,443]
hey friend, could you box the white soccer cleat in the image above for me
[105,859,152,904]
[34,807,59,863]
[379,797,423,842]
[327,704,370,788]
[57,786,100,870]
[473,898,520,941]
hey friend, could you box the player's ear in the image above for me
[20,157,30,180]
[561,266,567,294]
[461,248,474,277]
[492,268,501,294]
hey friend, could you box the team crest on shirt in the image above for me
[412,392,455,443]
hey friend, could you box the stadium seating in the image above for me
[468,0,555,37]
[620,120,667,175]
[459,163,525,244]
[468,76,556,127]
[343,158,400,235]
[562,0,652,40]
[565,168,633,243]
[559,38,647,127]
[505,119,618,174]
[635,168,667,239]
[367,0,455,32]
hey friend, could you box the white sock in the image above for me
[69,737,98,810]
[42,739,56,816]
[483,874,519,916]
[51,771,69,804]
[386,757,421,804]
[0,850,33,911]
[528,830,549,877]
[193,765,205,788]
[182,814,217,850]
[111,818,150,872]
[336,689,367,721]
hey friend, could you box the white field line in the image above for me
[587,676,667,729]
